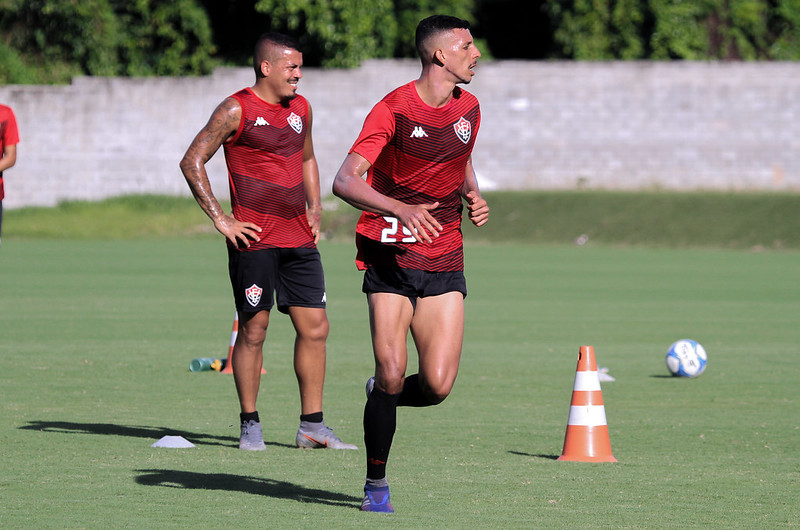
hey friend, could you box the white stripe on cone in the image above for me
[573,370,602,391]
[567,405,608,426]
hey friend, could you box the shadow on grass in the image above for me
[508,450,560,460]
[135,469,361,508]
[18,420,293,449]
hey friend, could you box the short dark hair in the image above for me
[253,32,300,76]
[415,15,471,61]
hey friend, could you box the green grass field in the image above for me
[1,194,799,527]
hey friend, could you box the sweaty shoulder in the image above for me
[218,92,244,121]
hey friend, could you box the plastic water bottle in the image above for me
[189,357,225,372]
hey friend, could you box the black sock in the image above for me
[364,386,399,480]
[397,374,436,407]
[240,411,259,423]
[300,411,323,424]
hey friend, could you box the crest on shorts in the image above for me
[453,117,472,144]
[287,112,303,134]
[245,284,263,307]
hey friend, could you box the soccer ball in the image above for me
[665,339,707,377]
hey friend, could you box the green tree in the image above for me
[113,0,217,76]
[649,0,800,59]
[252,0,478,67]
[1,0,483,82]
[254,0,399,67]
[0,0,119,83]
[392,0,477,57]
[547,0,648,59]
[646,0,710,58]
[0,0,216,84]
[546,0,800,60]
[770,0,800,58]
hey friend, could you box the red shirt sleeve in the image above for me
[349,101,394,165]
[1,107,19,147]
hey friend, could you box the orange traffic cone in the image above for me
[221,311,266,374]
[557,345,616,462]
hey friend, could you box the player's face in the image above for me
[266,48,303,101]
[443,28,481,84]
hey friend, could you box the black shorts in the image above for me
[362,266,467,307]
[228,247,326,314]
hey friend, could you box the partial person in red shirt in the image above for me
[332,15,489,513]
[0,104,20,245]
[180,33,356,452]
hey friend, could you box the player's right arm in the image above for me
[180,97,261,247]
[332,152,441,244]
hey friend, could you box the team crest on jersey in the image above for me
[453,117,472,144]
[287,112,303,134]
[245,284,263,307]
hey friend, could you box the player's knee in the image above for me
[238,312,269,346]
[297,316,329,343]
[422,376,454,405]
[375,368,405,394]
[424,387,450,405]
[309,318,330,342]
[238,327,267,349]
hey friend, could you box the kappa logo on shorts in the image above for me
[453,116,472,144]
[245,284,263,307]
[287,112,303,134]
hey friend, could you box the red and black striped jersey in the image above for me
[223,88,314,250]
[349,81,480,271]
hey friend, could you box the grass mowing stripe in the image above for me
[6,191,800,250]
[463,190,800,250]
[1,239,798,527]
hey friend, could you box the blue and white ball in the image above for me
[665,339,707,377]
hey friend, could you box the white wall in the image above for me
[1,60,798,208]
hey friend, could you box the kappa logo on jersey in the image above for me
[287,112,303,134]
[453,117,472,144]
[245,284,263,307]
[409,126,428,138]
[254,116,269,126]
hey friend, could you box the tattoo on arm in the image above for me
[180,98,241,221]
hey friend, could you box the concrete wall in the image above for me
[1,60,798,209]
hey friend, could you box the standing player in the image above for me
[331,15,489,512]
[0,103,20,246]
[181,33,356,451]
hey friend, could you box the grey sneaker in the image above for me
[239,419,266,451]
[296,423,357,450]
[366,376,375,399]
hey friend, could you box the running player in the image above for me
[331,15,489,512]
[181,33,356,451]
